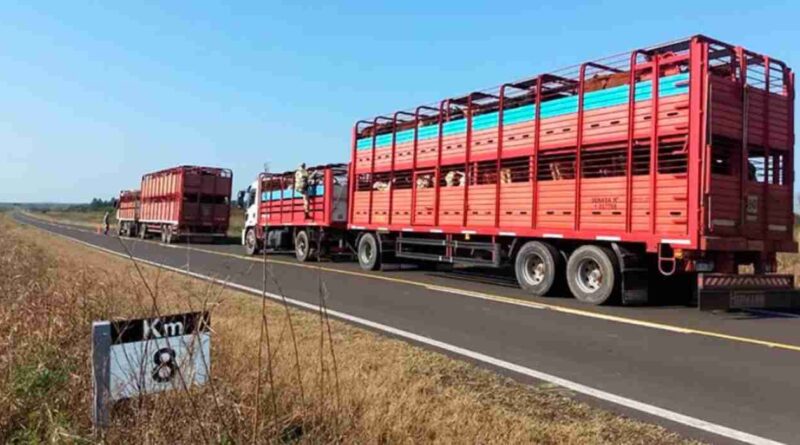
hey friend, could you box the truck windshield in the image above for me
[248,187,256,207]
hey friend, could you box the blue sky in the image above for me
[1,1,798,202]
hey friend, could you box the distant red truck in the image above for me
[116,189,141,237]
[118,166,233,243]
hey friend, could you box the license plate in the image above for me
[731,291,766,309]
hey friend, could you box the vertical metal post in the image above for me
[737,47,748,231]
[495,86,507,228]
[324,169,332,226]
[762,56,771,248]
[463,95,474,228]
[411,109,421,225]
[575,64,588,231]
[368,118,380,225]
[788,71,796,234]
[689,37,709,243]
[348,125,358,224]
[649,55,661,235]
[531,76,543,229]
[625,51,645,233]
[388,115,399,226]
[434,100,448,227]
[92,321,111,432]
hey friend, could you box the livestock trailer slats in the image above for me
[116,190,140,222]
[349,35,795,258]
[139,165,232,239]
[255,164,348,228]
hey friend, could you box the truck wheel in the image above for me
[357,232,381,271]
[566,245,618,305]
[515,241,561,296]
[244,228,259,256]
[295,230,313,262]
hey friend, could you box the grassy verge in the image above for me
[31,207,246,240]
[777,225,800,281]
[29,209,112,230]
[0,214,697,443]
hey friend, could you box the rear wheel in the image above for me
[515,241,561,296]
[244,228,260,256]
[357,232,381,271]
[295,230,313,262]
[566,245,618,305]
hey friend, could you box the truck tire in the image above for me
[295,230,313,262]
[566,245,619,305]
[515,241,561,296]
[244,228,260,256]
[357,232,381,271]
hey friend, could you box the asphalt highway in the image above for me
[14,213,800,444]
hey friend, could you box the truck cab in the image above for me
[238,179,260,251]
[238,164,350,257]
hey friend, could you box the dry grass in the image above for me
[777,225,800,281]
[29,209,111,230]
[30,207,246,239]
[0,214,697,444]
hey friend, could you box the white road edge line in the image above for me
[24,216,783,445]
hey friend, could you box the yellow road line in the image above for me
[21,213,800,353]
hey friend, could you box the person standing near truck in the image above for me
[295,163,310,217]
[102,210,110,235]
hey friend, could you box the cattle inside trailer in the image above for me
[137,165,233,244]
[347,35,797,308]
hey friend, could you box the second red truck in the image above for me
[117,165,232,243]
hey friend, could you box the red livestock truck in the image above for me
[242,35,798,309]
[116,189,141,237]
[135,166,233,243]
[239,164,349,257]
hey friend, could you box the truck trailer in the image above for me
[137,165,233,243]
[242,35,798,309]
[116,189,141,237]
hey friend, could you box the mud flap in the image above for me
[611,243,649,305]
[697,273,800,310]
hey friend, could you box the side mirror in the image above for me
[236,190,246,209]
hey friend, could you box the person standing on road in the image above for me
[102,210,110,235]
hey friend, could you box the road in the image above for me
[14,212,800,444]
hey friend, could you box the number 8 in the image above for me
[152,347,177,383]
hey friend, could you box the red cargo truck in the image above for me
[240,164,349,257]
[116,189,140,237]
[243,35,798,309]
[138,166,232,243]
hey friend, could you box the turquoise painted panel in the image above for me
[356,72,689,150]
[262,184,325,202]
